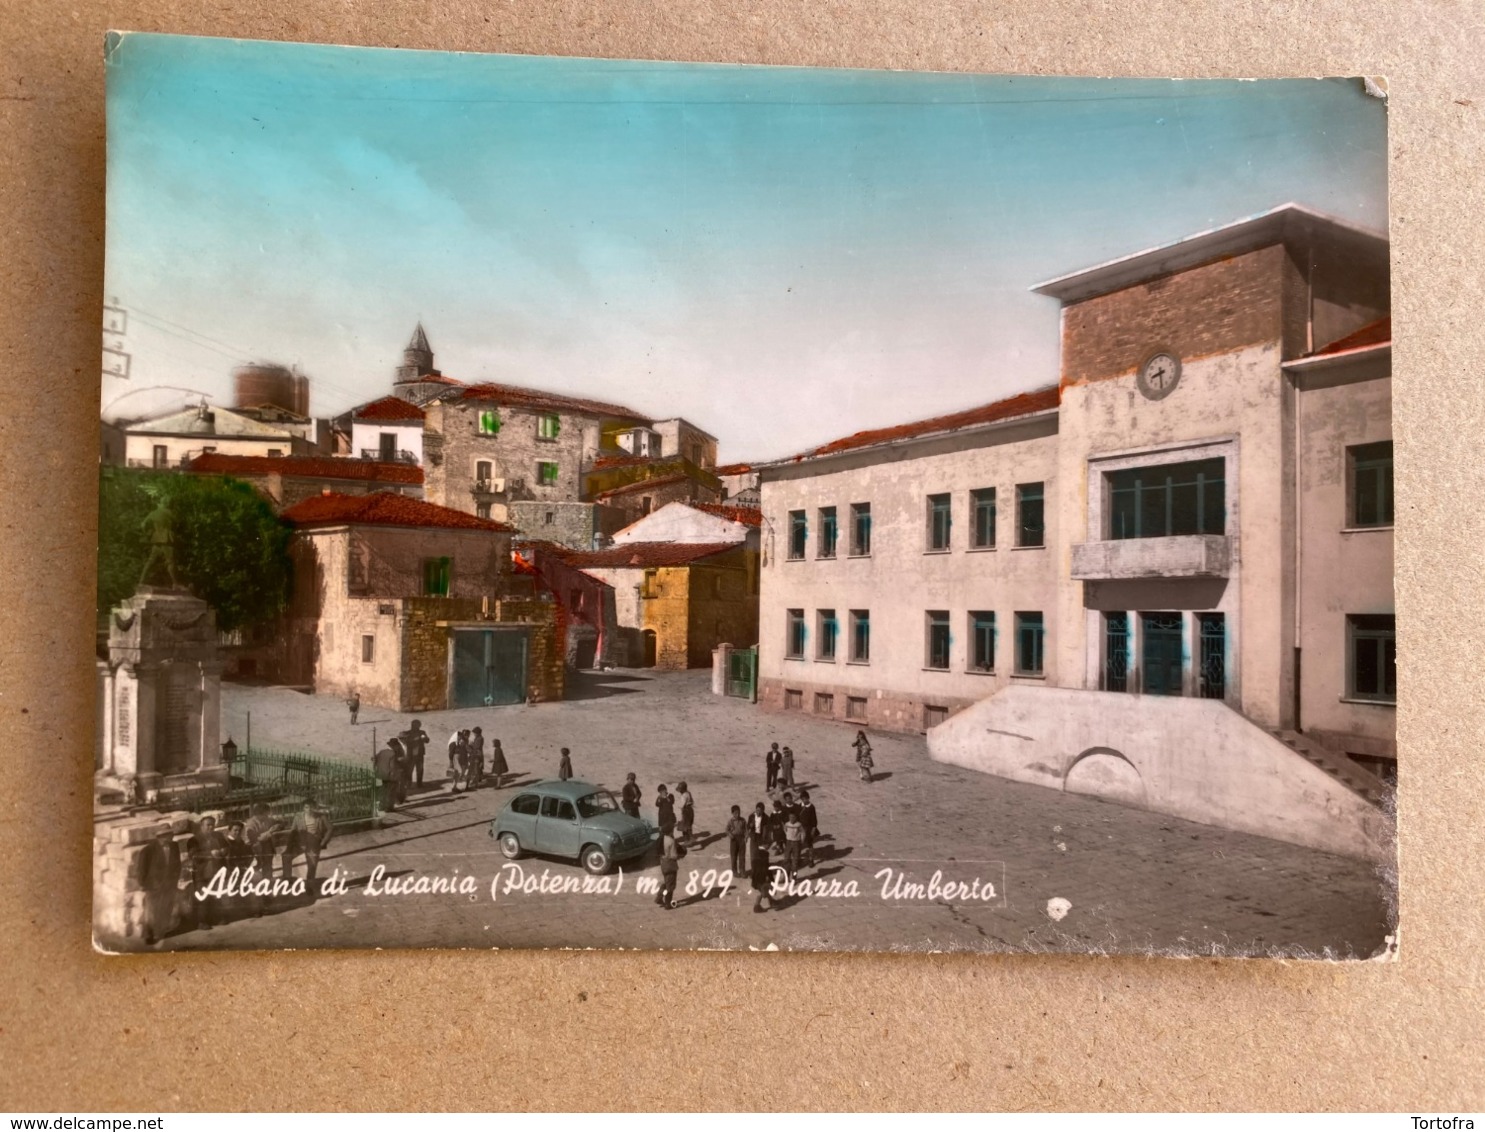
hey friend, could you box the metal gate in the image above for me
[451,629,528,708]
[726,646,757,701]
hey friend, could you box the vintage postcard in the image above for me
[94,33,1395,957]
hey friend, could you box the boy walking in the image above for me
[345,691,360,725]
[783,808,805,880]
[657,834,680,910]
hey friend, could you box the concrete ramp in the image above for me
[926,685,1393,862]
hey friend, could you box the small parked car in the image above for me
[490,780,658,874]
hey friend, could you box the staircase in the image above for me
[1270,730,1390,807]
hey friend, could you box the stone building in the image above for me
[592,472,723,528]
[560,541,759,669]
[513,541,619,669]
[122,401,318,468]
[281,491,563,711]
[350,396,425,464]
[756,205,1394,859]
[185,453,423,510]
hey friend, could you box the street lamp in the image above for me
[221,737,238,764]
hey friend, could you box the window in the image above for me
[361,634,376,663]
[379,432,397,461]
[541,795,576,820]
[817,609,838,660]
[475,460,493,484]
[1014,612,1044,675]
[969,611,995,672]
[788,510,807,559]
[928,493,952,551]
[640,497,653,516]
[544,512,555,525]
[267,448,283,458]
[476,502,492,520]
[818,507,838,558]
[785,689,804,710]
[422,556,451,597]
[1016,483,1045,547]
[849,609,871,663]
[850,502,872,556]
[846,696,868,721]
[1349,614,1396,702]
[971,488,997,549]
[152,445,168,468]
[926,610,951,669]
[511,793,540,816]
[814,692,835,715]
[478,410,501,435]
[1104,612,1129,692]
[1108,458,1225,540]
[641,570,658,598]
[1350,441,1394,527]
[536,461,559,486]
[538,413,560,440]
[924,705,949,728]
[786,609,806,659]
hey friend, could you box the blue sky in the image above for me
[103,34,1387,459]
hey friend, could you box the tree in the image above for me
[97,467,293,634]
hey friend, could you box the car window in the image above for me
[540,796,561,818]
[576,791,619,819]
[511,794,539,816]
[556,800,576,821]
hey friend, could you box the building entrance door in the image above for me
[451,629,528,708]
[1140,613,1183,696]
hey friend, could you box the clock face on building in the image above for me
[1138,351,1182,400]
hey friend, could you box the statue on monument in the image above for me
[139,487,181,590]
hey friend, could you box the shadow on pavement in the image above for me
[565,671,650,701]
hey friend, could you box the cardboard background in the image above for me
[2,0,1479,1111]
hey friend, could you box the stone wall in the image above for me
[399,594,565,712]
[759,675,977,734]
[93,808,218,951]
[507,500,625,551]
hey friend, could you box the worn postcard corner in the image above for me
[93,36,1396,961]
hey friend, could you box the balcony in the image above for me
[1070,534,1231,580]
[360,448,419,464]
[471,478,507,497]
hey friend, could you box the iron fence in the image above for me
[176,746,380,827]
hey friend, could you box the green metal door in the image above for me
[452,629,528,708]
[726,646,757,700]
[1140,613,1184,696]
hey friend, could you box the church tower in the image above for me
[395,322,438,382]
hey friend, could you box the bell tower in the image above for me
[395,322,438,382]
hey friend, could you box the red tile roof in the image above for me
[453,381,649,421]
[187,453,423,485]
[694,502,764,527]
[713,462,755,476]
[352,396,425,422]
[282,491,514,532]
[396,373,465,386]
[1311,316,1391,357]
[559,541,743,569]
[594,473,691,499]
[794,386,1061,461]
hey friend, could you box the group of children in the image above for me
[444,727,511,794]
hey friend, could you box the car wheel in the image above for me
[498,832,522,860]
[581,844,611,875]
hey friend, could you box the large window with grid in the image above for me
[971,488,996,548]
[1017,483,1045,547]
[926,610,951,669]
[818,506,838,558]
[1108,458,1225,540]
[785,609,806,659]
[969,611,995,672]
[849,609,871,663]
[788,510,807,560]
[850,503,872,556]
[1014,611,1045,675]
[927,493,951,551]
[817,610,838,661]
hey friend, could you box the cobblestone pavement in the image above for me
[161,670,1394,957]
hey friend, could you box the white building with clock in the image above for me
[754,205,1395,859]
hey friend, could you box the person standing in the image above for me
[282,799,333,892]
[557,747,574,781]
[749,824,773,913]
[675,781,695,845]
[373,740,400,814]
[657,834,681,910]
[765,742,781,792]
[853,730,874,783]
[780,746,796,791]
[746,802,770,878]
[798,790,820,867]
[346,691,360,726]
[782,808,805,881]
[448,730,470,793]
[242,802,281,880]
[400,719,429,788]
[770,799,787,853]
[726,805,747,878]
[488,739,509,789]
[620,772,642,819]
[138,829,180,946]
[469,727,486,789]
[655,785,676,842]
[222,821,253,922]
[188,815,229,929]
